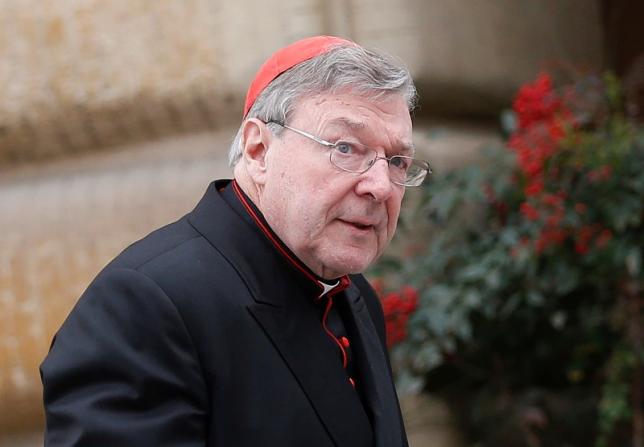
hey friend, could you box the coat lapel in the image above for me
[342,284,405,447]
[248,300,373,447]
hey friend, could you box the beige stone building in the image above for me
[1,0,602,163]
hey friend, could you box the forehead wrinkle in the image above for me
[325,117,366,131]
[310,96,413,151]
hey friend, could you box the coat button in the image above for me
[340,336,350,348]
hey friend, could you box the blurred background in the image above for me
[1,1,642,446]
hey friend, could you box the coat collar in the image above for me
[188,180,349,305]
[229,180,351,300]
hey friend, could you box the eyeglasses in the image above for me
[269,122,431,187]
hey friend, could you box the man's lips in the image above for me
[337,218,376,230]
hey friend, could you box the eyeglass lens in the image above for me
[330,142,427,186]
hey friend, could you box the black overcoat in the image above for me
[41,180,408,446]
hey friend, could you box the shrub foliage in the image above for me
[385,73,644,446]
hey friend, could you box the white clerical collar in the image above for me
[318,279,340,298]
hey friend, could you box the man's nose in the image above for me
[355,158,394,202]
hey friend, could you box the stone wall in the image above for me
[0,131,235,434]
[0,0,227,164]
[1,0,603,164]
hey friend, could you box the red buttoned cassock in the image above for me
[41,179,408,447]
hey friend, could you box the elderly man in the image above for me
[41,36,430,447]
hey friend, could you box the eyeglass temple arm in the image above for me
[270,122,336,148]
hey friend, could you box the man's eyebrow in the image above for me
[399,141,415,155]
[327,117,415,154]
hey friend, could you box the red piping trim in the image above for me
[327,276,351,298]
[321,297,348,369]
[232,181,355,375]
[232,180,351,297]
[232,181,321,288]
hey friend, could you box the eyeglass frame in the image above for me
[267,121,431,187]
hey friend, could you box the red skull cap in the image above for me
[243,35,356,117]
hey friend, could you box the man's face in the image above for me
[258,91,413,279]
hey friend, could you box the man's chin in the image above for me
[319,251,378,279]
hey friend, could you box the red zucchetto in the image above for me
[243,35,355,117]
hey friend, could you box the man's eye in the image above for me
[390,156,410,170]
[335,142,354,154]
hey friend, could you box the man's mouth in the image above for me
[339,219,375,231]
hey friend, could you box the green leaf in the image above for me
[459,264,487,282]
[484,268,502,289]
[464,289,483,308]
[526,290,545,306]
[625,246,641,276]
[499,293,522,317]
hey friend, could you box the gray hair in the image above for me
[228,43,417,166]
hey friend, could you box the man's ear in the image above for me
[240,118,273,184]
